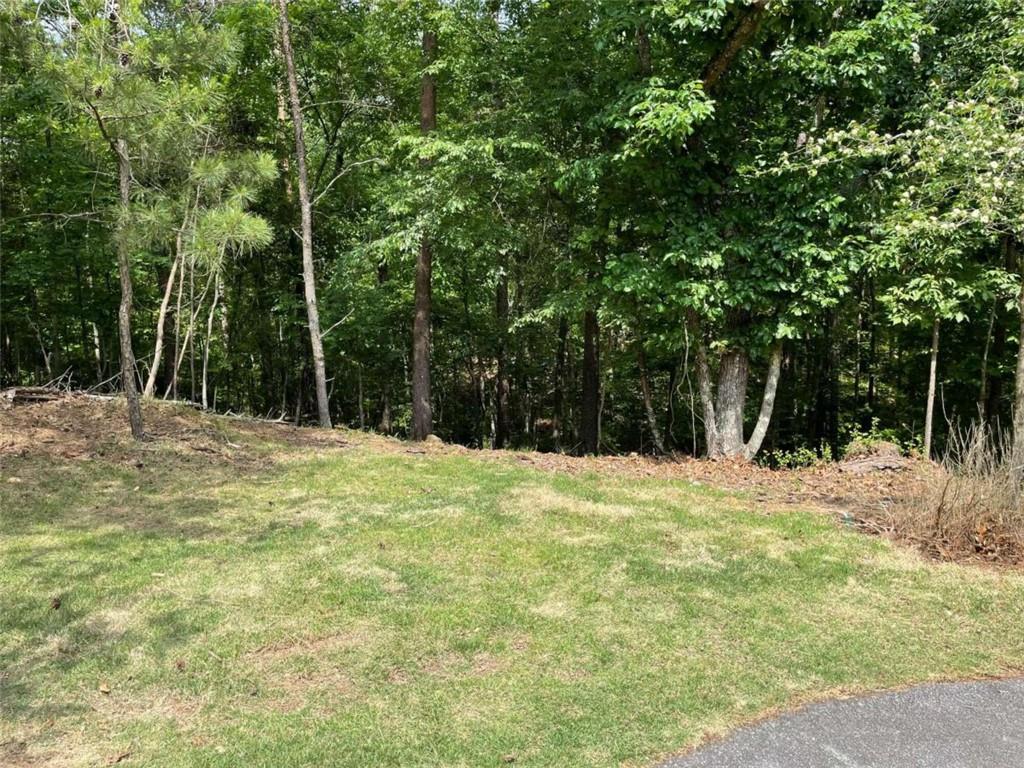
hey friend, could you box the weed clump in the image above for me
[891,424,1023,563]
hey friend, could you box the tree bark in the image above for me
[580,308,600,454]
[714,349,750,457]
[89,3,145,438]
[115,138,144,439]
[553,316,568,453]
[411,28,437,441]
[743,342,783,459]
[1011,238,1024,466]
[144,240,181,398]
[924,317,940,461]
[687,312,719,456]
[169,254,185,400]
[494,270,511,449]
[978,297,997,423]
[1015,279,1024,448]
[867,277,877,419]
[636,23,652,76]
[201,274,220,410]
[701,0,770,93]
[635,333,665,455]
[276,0,331,428]
[167,270,212,399]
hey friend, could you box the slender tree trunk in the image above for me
[580,308,600,454]
[924,317,941,461]
[357,364,365,430]
[168,270,212,398]
[276,0,331,428]
[867,277,877,420]
[144,241,181,398]
[665,361,678,450]
[115,138,144,438]
[687,312,719,456]
[743,342,783,459]
[636,22,652,76]
[92,321,103,381]
[553,316,568,453]
[494,269,511,449]
[978,298,997,423]
[170,254,185,400]
[201,275,220,409]
[411,239,433,440]
[189,263,197,401]
[854,279,863,407]
[379,391,393,434]
[1015,281,1024,424]
[1011,239,1024,467]
[411,28,437,441]
[635,333,665,455]
[827,312,840,458]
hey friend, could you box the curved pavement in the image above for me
[658,678,1024,768]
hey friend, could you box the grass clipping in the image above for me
[891,424,1023,564]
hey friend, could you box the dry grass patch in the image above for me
[504,484,638,519]
[880,425,1023,564]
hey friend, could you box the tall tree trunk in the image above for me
[580,309,600,454]
[866,277,877,420]
[687,311,719,456]
[92,320,103,381]
[553,316,568,453]
[411,28,437,441]
[1015,281,1024,446]
[170,254,185,400]
[686,313,782,460]
[494,270,511,449]
[636,23,652,75]
[665,361,678,450]
[978,298,997,423]
[827,312,840,458]
[201,275,220,410]
[115,138,144,439]
[189,260,196,401]
[90,4,144,438]
[700,0,770,92]
[743,342,783,459]
[144,240,181,398]
[714,349,750,457]
[924,317,941,461]
[357,364,365,430]
[276,0,331,428]
[167,270,212,398]
[1011,238,1024,467]
[635,333,665,455]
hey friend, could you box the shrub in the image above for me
[841,418,919,459]
[759,444,832,470]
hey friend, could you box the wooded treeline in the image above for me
[3,0,1023,461]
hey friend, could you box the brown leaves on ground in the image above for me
[0,390,348,468]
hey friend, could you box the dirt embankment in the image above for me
[2,389,1013,567]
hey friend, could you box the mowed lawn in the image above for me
[3,412,1024,767]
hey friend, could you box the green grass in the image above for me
[2,418,1023,767]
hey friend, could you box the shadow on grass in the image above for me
[0,452,298,731]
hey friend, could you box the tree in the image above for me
[35,0,243,437]
[411,24,437,441]
[275,0,331,428]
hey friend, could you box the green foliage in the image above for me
[3,0,1022,459]
[759,443,834,470]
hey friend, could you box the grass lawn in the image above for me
[2,402,1023,767]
